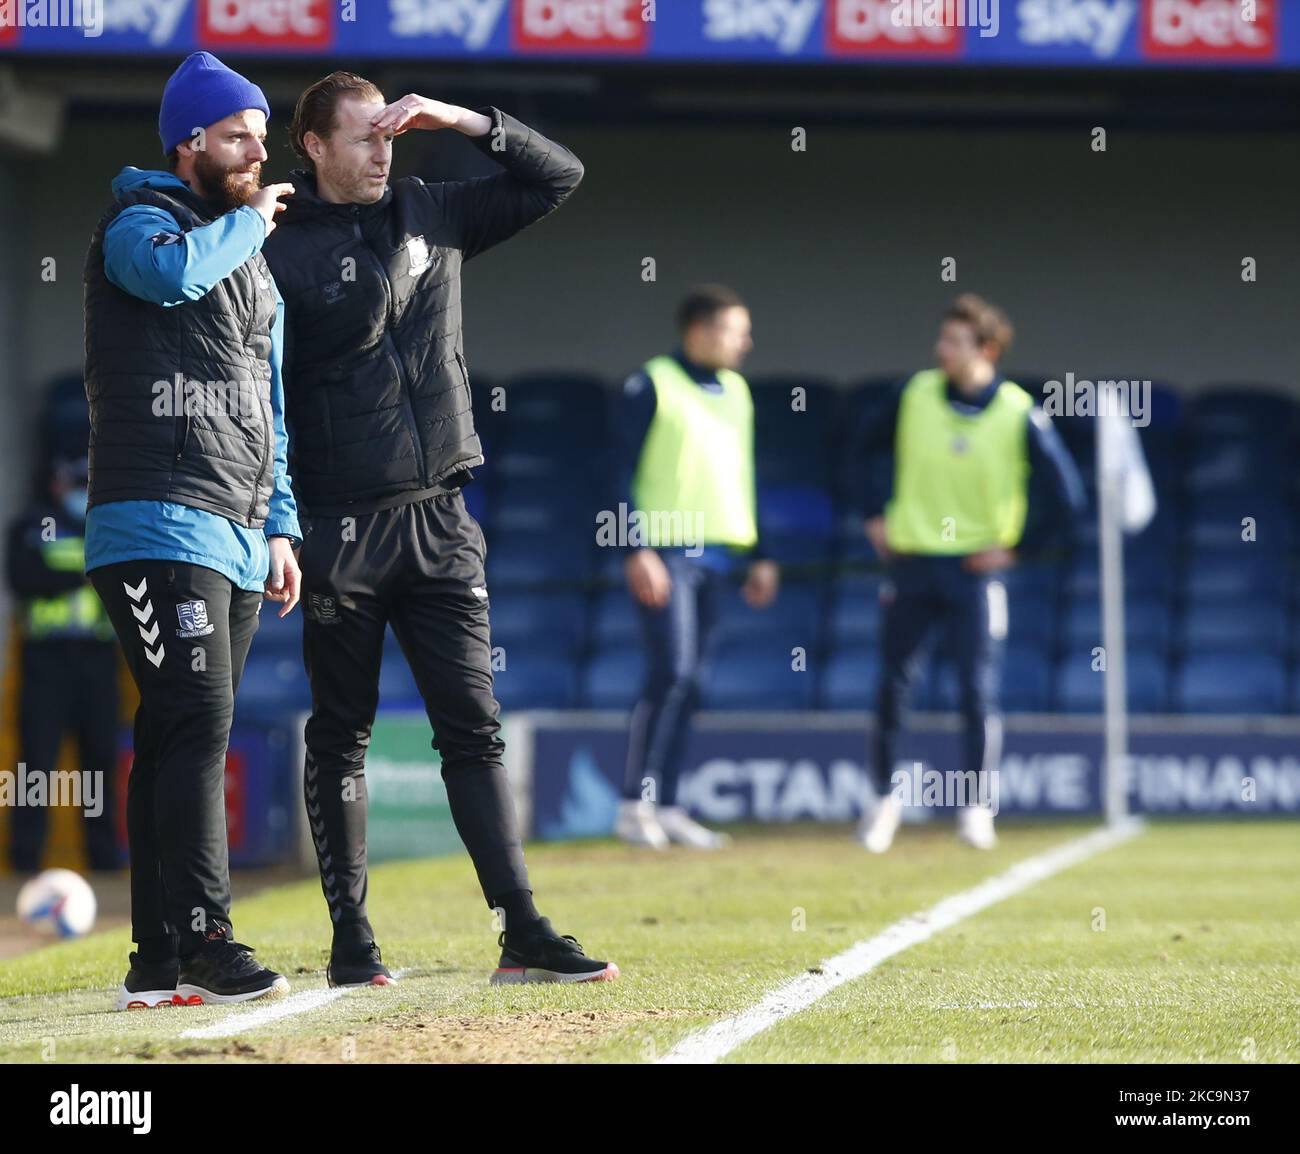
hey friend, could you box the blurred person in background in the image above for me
[614,285,779,850]
[853,294,1085,853]
[82,52,301,1008]
[5,454,119,873]
[263,72,616,986]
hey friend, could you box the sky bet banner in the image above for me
[526,714,1300,839]
[1,1,1298,69]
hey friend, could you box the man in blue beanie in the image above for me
[83,52,301,1009]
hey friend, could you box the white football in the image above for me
[16,869,97,938]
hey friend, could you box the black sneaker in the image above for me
[114,952,179,1011]
[327,939,395,988]
[174,930,290,1005]
[490,917,619,985]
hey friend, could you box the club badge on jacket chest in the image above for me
[316,233,436,307]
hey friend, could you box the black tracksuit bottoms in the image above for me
[90,560,260,954]
[297,489,530,934]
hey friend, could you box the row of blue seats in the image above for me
[249,575,1300,658]
[471,374,1300,442]
[468,376,1300,496]
[235,640,1300,717]
[472,438,1300,500]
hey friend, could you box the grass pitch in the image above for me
[0,821,1296,1063]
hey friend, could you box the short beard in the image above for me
[192,151,262,211]
[316,156,385,205]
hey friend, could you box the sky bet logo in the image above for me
[388,0,508,47]
[827,0,966,55]
[1141,0,1277,60]
[701,0,821,55]
[1017,1,1137,60]
[199,0,335,49]
[512,0,649,53]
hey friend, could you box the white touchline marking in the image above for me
[658,819,1145,1065]
[180,969,413,1040]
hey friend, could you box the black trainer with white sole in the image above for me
[115,952,179,1010]
[327,939,395,988]
[490,917,619,984]
[174,931,290,1005]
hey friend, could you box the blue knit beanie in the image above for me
[158,52,270,156]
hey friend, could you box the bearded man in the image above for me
[83,52,301,1008]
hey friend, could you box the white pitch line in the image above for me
[180,969,412,1040]
[659,819,1145,1065]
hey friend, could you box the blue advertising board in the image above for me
[525,712,1300,839]
[2,1,1297,69]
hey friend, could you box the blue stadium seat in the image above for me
[1001,562,1063,600]
[497,373,609,445]
[918,649,1050,712]
[1182,439,1287,494]
[1180,603,1289,655]
[234,653,311,718]
[1184,519,1292,555]
[1182,549,1289,602]
[916,657,956,711]
[378,643,423,710]
[716,582,824,646]
[757,484,836,538]
[827,577,885,644]
[491,450,570,484]
[1002,649,1053,711]
[578,647,646,710]
[485,532,593,588]
[1061,597,1172,653]
[751,532,835,569]
[1053,651,1169,713]
[700,636,817,710]
[751,376,839,441]
[1073,504,1180,551]
[1183,498,1293,554]
[253,605,303,655]
[1006,593,1055,653]
[461,482,489,527]
[843,376,904,425]
[490,491,593,537]
[1065,548,1174,598]
[1187,387,1297,440]
[819,646,879,711]
[492,650,579,710]
[834,531,889,574]
[1172,654,1286,714]
[590,590,642,646]
[489,592,589,655]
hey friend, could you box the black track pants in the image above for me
[297,490,529,933]
[90,561,260,953]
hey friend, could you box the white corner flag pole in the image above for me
[1097,410,1129,825]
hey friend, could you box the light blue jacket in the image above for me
[85,167,300,593]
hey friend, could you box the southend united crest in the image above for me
[176,599,214,639]
[407,234,432,276]
[307,593,339,624]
